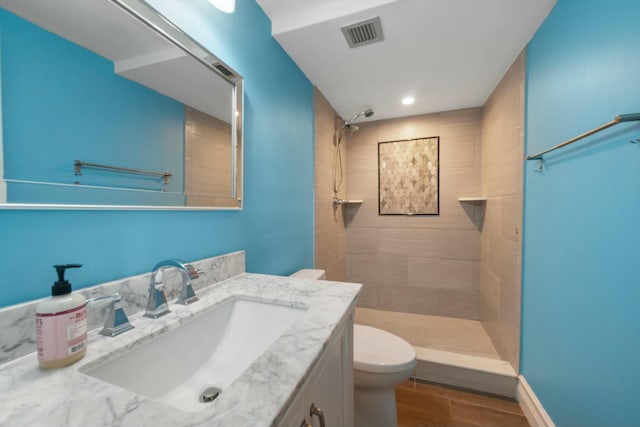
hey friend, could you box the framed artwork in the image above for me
[378,136,439,215]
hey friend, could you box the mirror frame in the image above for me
[0,0,244,210]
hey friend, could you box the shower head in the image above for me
[338,108,374,139]
[346,124,360,135]
[347,108,375,124]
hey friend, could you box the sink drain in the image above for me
[199,386,222,403]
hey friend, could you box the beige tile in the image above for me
[343,106,488,320]
[378,228,480,260]
[500,194,522,242]
[440,167,481,200]
[481,197,502,235]
[476,48,525,374]
[440,108,483,125]
[347,122,378,146]
[498,283,521,371]
[355,307,499,359]
[324,256,346,282]
[345,200,410,229]
[342,203,364,228]
[349,254,408,287]
[346,171,378,197]
[486,145,524,197]
[377,113,441,142]
[346,151,377,176]
[414,360,518,399]
[487,234,519,285]
[314,86,348,294]
[440,134,480,169]
[408,258,475,291]
[407,199,480,230]
[315,212,342,237]
[315,197,342,235]
[315,128,336,166]
[377,286,439,315]
[437,289,480,320]
[471,261,481,292]
[479,262,501,320]
[315,159,334,193]
[440,109,482,170]
[315,228,345,269]
[314,87,338,121]
[355,283,379,308]
[345,227,379,254]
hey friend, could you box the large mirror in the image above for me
[0,0,243,209]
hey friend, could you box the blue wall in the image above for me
[522,0,640,426]
[1,9,186,202]
[0,0,314,306]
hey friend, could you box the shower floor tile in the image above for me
[355,307,500,359]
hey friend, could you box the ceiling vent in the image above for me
[341,17,384,48]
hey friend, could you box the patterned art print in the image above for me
[378,137,439,215]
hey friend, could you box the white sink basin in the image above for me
[82,298,306,412]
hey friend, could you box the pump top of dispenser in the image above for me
[52,264,82,296]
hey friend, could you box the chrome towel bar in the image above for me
[526,113,640,171]
[74,160,172,185]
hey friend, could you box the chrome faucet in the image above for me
[86,293,134,337]
[144,259,202,319]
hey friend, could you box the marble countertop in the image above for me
[0,273,361,427]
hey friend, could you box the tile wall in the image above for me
[345,109,484,319]
[314,88,347,281]
[479,49,526,370]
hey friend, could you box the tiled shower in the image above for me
[314,50,526,377]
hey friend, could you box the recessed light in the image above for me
[208,0,235,13]
[402,96,415,105]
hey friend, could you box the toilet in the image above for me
[353,324,416,427]
[290,269,417,427]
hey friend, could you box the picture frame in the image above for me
[378,136,440,215]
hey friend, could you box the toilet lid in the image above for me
[353,324,417,374]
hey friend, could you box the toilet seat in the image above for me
[354,324,416,374]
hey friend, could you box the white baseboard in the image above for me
[517,375,555,427]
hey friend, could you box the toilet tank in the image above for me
[290,269,326,280]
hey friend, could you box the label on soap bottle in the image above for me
[36,305,87,362]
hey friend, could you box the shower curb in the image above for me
[413,346,518,398]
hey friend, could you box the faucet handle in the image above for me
[183,262,202,280]
[176,262,202,306]
[177,281,199,306]
[86,293,135,337]
[184,263,204,280]
[144,275,171,319]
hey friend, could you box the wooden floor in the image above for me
[396,380,530,427]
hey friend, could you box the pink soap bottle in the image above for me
[36,264,87,369]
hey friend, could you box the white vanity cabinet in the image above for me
[276,312,354,427]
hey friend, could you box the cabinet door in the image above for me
[305,328,346,427]
[340,318,354,426]
[276,389,307,427]
[275,312,354,427]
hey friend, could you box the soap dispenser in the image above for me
[36,264,87,369]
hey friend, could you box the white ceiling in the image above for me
[256,0,556,122]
